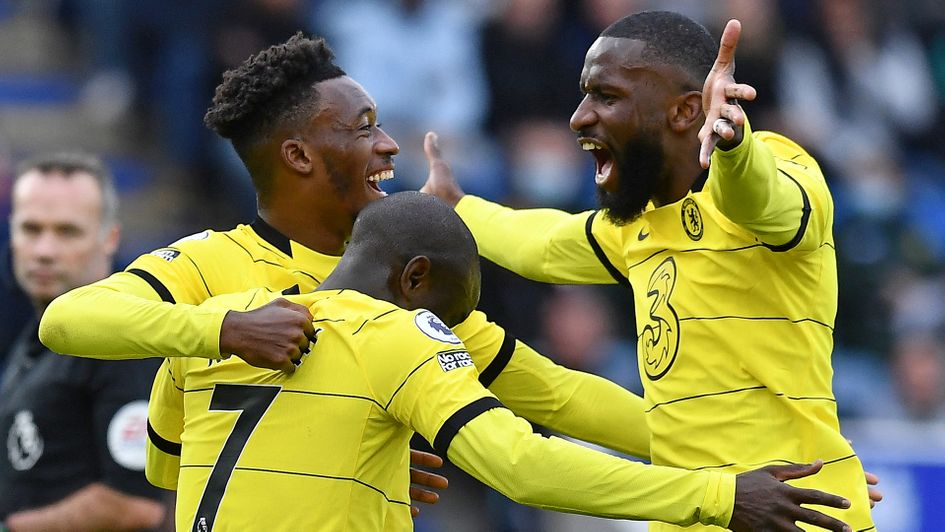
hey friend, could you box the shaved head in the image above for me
[341,191,481,325]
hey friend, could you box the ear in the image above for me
[281,138,314,174]
[668,91,703,133]
[103,223,120,256]
[399,256,432,299]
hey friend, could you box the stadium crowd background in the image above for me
[0,0,942,530]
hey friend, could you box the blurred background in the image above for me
[0,0,943,530]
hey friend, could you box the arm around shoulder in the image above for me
[446,407,734,526]
[456,195,616,284]
[39,271,227,360]
[487,338,650,460]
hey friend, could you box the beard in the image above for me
[596,134,665,226]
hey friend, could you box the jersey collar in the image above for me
[250,217,293,257]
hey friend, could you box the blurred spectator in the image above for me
[0,153,165,531]
[890,332,945,421]
[480,0,577,132]
[504,120,591,209]
[538,286,640,395]
[776,0,937,168]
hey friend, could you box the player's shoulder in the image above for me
[326,291,463,349]
[754,130,818,165]
[146,223,275,264]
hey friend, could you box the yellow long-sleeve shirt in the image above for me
[40,220,652,459]
[454,123,874,531]
[147,288,734,530]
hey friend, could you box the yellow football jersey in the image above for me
[119,219,512,375]
[148,288,499,531]
[456,130,875,531]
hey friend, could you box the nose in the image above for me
[376,127,400,156]
[569,96,596,133]
[30,231,60,261]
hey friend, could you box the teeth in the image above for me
[367,170,394,182]
[581,142,600,151]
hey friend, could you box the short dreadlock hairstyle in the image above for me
[204,32,345,194]
[601,11,717,90]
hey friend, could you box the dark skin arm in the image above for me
[218,298,318,374]
[732,461,852,532]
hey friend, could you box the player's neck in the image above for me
[319,264,391,302]
[655,146,705,206]
[257,207,350,256]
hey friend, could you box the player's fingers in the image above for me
[279,356,297,374]
[301,318,317,344]
[410,468,449,490]
[424,131,442,162]
[410,506,420,518]
[865,471,879,485]
[769,460,824,481]
[298,335,311,356]
[868,488,883,508]
[792,507,851,532]
[410,449,444,469]
[787,486,851,510]
[409,486,440,505]
[712,118,735,139]
[719,104,744,126]
[713,19,742,71]
[724,83,757,102]
[698,131,719,169]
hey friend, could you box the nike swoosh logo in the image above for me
[637,228,650,240]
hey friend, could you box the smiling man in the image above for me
[422,11,876,532]
[42,32,855,531]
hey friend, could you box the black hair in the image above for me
[15,152,118,225]
[204,32,345,193]
[601,11,717,88]
[349,192,478,279]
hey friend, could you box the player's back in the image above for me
[171,290,425,531]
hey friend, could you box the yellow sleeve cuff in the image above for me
[701,471,737,527]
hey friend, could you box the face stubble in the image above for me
[597,132,666,226]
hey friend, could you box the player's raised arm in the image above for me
[698,19,757,168]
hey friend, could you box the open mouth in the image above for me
[579,138,614,186]
[366,169,394,194]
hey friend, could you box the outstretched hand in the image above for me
[419,131,465,207]
[408,449,448,517]
[730,461,852,532]
[698,19,758,169]
[218,298,317,373]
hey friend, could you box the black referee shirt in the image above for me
[0,320,163,518]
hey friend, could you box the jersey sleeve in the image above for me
[708,118,832,251]
[89,358,164,500]
[447,407,734,526]
[39,270,228,360]
[453,312,649,459]
[456,195,619,284]
[364,310,502,452]
[123,245,214,305]
[145,358,185,490]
